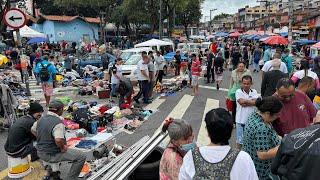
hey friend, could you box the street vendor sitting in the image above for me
[4,102,44,161]
[117,77,133,109]
[32,100,86,180]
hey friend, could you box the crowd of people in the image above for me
[158,38,320,180]
[3,36,320,180]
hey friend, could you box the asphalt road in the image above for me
[0,68,263,172]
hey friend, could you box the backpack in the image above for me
[39,62,51,82]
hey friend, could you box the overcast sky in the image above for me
[201,0,259,22]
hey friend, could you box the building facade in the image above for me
[31,15,100,43]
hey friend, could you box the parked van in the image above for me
[120,47,153,61]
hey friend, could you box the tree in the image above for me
[176,0,202,38]
[213,13,233,21]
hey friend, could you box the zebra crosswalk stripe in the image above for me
[196,98,219,146]
[156,94,194,147]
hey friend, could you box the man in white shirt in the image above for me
[261,52,288,79]
[235,75,259,149]
[155,51,166,83]
[133,51,151,104]
[110,58,123,97]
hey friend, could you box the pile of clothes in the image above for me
[158,78,188,97]
[60,99,153,136]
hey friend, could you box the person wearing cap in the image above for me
[4,102,44,161]
[32,100,86,180]
[111,58,123,97]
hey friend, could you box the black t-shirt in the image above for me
[207,53,215,67]
[10,51,18,59]
[4,115,36,153]
[271,124,320,180]
[231,52,242,66]
[174,54,181,64]
[225,50,230,59]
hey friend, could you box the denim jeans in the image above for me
[134,80,149,102]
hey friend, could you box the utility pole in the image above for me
[257,0,273,33]
[288,0,294,51]
[159,0,162,39]
[209,9,217,35]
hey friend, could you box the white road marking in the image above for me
[144,97,166,112]
[196,98,219,146]
[155,94,194,147]
[199,85,229,92]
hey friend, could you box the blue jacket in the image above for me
[34,60,57,83]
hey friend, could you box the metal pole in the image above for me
[210,10,212,35]
[288,0,293,51]
[159,0,162,39]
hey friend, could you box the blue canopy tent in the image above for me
[27,37,48,44]
[215,32,229,37]
[293,39,318,45]
[252,34,269,41]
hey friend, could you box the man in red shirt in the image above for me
[191,54,201,96]
[209,40,218,55]
[273,78,317,137]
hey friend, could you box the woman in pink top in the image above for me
[291,60,320,89]
[191,54,202,96]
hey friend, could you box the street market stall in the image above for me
[134,39,174,51]
[13,26,47,38]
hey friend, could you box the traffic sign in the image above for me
[3,8,27,29]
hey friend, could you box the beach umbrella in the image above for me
[263,36,289,45]
[244,30,258,35]
[229,31,241,38]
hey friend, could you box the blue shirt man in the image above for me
[263,47,271,63]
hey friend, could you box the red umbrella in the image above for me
[263,36,289,45]
[229,31,241,37]
[312,42,320,49]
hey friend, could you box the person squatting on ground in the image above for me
[5,102,44,162]
[32,100,86,180]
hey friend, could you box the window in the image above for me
[255,10,259,13]
[248,10,252,12]
[262,10,266,12]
